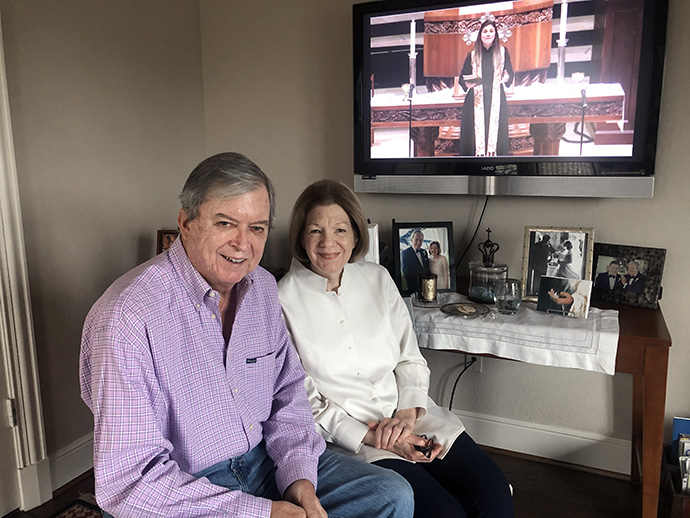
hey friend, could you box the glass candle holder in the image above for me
[468,261,508,304]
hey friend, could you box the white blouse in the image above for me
[278,258,464,463]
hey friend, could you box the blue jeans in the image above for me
[193,442,414,518]
[104,443,413,517]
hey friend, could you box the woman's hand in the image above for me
[389,434,443,463]
[364,419,442,462]
[370,408,418,449]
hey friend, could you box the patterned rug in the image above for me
[51,498,102,518]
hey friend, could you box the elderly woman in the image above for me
[428,240,450,290]
[278,180,513,518]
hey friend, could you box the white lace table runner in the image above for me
[409,293,620,375]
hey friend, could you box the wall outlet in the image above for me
[465,354,482,373]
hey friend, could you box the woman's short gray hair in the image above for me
[179,152,276,226]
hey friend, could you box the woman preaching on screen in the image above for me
[458,16,514,157]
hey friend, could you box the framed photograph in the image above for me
[522,226,594,302]
[392,220,455,296]
[591,242,666,309]
[536,276,593,319]
[364,223,380,264]
[157,229,179,254]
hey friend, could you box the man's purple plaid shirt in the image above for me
[80,237,325,517]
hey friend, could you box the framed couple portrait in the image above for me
[392,220,456,296]
[521,226,594,302]
[157,229,179,254]
[591,242,666,309]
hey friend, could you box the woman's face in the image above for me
[302,204,356,288]
[480,24,496,49]
[429,243,440,257]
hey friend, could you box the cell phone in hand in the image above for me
[414,434,433,458]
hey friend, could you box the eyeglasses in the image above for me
[414,434,433,458]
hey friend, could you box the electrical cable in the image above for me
[454,196,489,271]
[448,356,477,411]
[561,122,593,144]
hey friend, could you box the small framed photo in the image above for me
[392,220,455,296]
[591,242,666,309]
[536,276,593,319]
[157,229,179,254]
[364,223,380,264]
[522,226,594,302]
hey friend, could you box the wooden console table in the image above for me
[600,300,672,518]
[417,288,671,518]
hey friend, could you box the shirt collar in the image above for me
[289,257,354,293]
[169,236,253,307]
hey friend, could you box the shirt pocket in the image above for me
[240,351,276,422]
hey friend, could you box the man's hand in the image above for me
[276,479,327,518]
[270,501,306,518]
[548,289,573,305]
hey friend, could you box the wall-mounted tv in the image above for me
[353,0,668,197]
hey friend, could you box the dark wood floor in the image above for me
[4,469,97,518]
[486,448,641,518]
[4,448,642,518]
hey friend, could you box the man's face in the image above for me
[177,187,270,297]
[607,262,619,275]
[411,233,424,250]
[627,262,639,276]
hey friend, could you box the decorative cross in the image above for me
[478,227,500,267]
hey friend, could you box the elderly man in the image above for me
[401,230,430,294]
[620,260,646,293]
[80,153,413,518]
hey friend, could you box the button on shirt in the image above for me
[79,238,324,518]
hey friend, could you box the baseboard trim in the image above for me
[49,432,93,492]
[454,409,631,475]
[46,414,632,490]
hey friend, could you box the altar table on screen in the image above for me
[409,294,671,518]
[371,82,626,156]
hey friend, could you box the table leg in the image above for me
[632,374,643,485]
[410,127,439,156]
[640,346,670,518]
[529,122,566,155]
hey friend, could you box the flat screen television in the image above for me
[353,0,668,197]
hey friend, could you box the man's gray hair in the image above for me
[179,152,276,225]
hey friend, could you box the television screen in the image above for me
[353,0,668,197]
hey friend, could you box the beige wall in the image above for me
[0,1,206,453]
[201,0,690,442]
[1,0,688,464]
